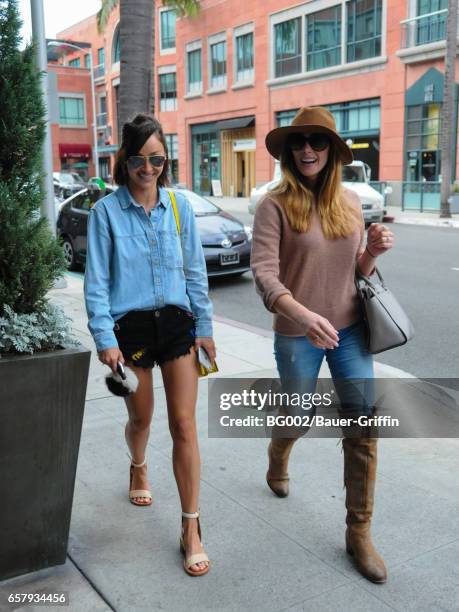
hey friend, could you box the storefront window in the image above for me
[405,103,442,182]
[192,128,220,196]
[306,6,341,71]
[166,134,179,184]
[276,109,299,127]
[274,18,302,77]
[346,0,382,63]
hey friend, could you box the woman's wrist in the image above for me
[365,245,377,259]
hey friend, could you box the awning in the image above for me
[59,143,92,159]
[217,116,255,130]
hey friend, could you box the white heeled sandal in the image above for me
[180,511,210,576]
[128,456,152,506]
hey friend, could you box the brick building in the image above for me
[52,0,458,210]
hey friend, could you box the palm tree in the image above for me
[439,0,458,218]
[97,0,200,135]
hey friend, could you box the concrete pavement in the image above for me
[1,274,459,612]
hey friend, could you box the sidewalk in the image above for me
[1,274,459,612]
[207,196,459,229]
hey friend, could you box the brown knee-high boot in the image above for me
[266,437,297,497]
[343,436,387,583]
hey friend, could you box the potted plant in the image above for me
[448,183,459,214]
[0,0,90,581]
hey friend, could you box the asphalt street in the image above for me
[70,219,458,379]
[209,222,459,379]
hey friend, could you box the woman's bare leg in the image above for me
[124,365,154,504]
[161,351,208,571]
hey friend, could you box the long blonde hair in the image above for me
[269,142,360,239]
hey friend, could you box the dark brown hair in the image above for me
[113,113,170,187]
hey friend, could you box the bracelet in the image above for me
[365,245,377,258]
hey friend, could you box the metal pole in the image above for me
[30,0,56,233]
[88,52,100,177]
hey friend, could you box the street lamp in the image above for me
[47,40,100,178]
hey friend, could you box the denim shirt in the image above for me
[84,185,213,351]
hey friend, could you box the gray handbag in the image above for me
[355,268,414,354]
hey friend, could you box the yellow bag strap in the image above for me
[168,190,181,236]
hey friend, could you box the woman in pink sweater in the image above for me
[251,107,394,584]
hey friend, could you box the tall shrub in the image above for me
[0,0,72,354]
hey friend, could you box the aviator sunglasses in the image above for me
[288,133,330,152]
[126,154,167,169]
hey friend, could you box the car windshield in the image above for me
[176,189,218,214]
[342,166,365,182]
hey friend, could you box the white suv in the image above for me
[249,161,388,225]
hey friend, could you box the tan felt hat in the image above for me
[265,106,353,165]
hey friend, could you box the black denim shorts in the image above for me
[114,306,196,368]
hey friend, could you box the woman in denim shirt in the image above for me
[84,114,214,576]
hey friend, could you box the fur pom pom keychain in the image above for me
[105,362,139,397]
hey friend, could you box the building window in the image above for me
[99,157,111,182]
[114,84,120,142]
[59,96,85,126]
[276,109,299,127]
[69,57,81,68]
[84,54,91,69]
[165,134,178,183]
[187,47,202,94]
[97,95,107,127]
[346,0,382,63]
[274,17,302,78]
[113,26,120,63]
[159,72,177,111]
[307,6,341,71]
[235,32,254,82]
[98,47,105,67]
[160,9,176,50]
[210,40,227,89]
[416,0,447,45]
[326,98,380,135]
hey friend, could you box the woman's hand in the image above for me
[298,310,339,350]
[366,223,394,258]
[98,347,124,373]
[195,337,217,364]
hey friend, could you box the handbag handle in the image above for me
[355,267,385,291]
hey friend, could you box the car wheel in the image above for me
[62,237,78,270]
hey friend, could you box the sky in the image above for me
[18,0,100,45]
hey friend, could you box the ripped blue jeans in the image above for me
[274,321,374,420]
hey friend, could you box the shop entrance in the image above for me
[235,150,255,197]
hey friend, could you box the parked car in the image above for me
[249,160,386,225]
[56,186,252,277]
[53,171,86,199]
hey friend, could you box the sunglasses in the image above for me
[126,155,167,169]
[288,133,330,152]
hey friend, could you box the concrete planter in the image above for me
[0,346,90,581]
[449,194,459,213]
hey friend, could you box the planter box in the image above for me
[449,194,459,213]
[0,346,90,581]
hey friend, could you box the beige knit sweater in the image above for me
[251,189,365,335]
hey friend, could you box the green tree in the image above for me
[97,0,199,131]
[0,0,65,316]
